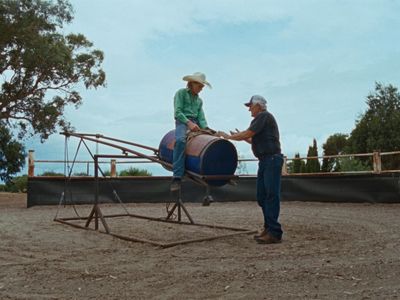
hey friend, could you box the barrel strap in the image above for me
[186,128,218,143]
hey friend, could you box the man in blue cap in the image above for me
[222,95,284,244]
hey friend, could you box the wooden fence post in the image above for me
[373,151,381,174]
[282,156,288,175]
[110,159,117,177]
[28,150,35,177]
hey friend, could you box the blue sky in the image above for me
[23,0,400,176]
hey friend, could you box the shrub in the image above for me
[39,171,64,176]
[73,172,90,176]
[5,175,28,193]
[119,167,152,176]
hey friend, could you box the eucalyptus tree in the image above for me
[0,123,25,182]
[0,0,106,141]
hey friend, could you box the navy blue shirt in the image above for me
[248,111,281,158]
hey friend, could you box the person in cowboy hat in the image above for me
[170,72,212,192]
[220,95,284,244]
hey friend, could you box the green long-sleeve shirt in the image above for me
[174,88,208,128]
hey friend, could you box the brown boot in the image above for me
[253,229,268,240]
[255,233,282,244]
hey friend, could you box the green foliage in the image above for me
[5,175,28,192]
[337,157,371,172]
[321,133,348,172]
[118,167,152,177]
[0,0,106,141]
[39,170,64,176]
[300,161,307,173]
[72,172,89,176]
[0,123,26,182]
[0,183,6,191]
[347,82,400,169]
[291,153,305,174]
[102,170,111,176]
[305,139,320,173]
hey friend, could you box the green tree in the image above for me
[0,123,25,182]
[305,138,320,173]
[321,133,348,172]
[5,174,28,192]
[337,157,370,172]
[119,167,152,176]
[0,0,106,141]
[300,160,307,173]
[72,172,89,176]
[347,82,400,169]
[39,170,64,176]
[292,153,303,174]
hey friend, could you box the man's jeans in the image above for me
[256,154,284,239]
[172,121,188,178]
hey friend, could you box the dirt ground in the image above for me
[0,192,399,299]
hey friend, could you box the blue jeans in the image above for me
[256,154,284,239]
[172,120,189,178]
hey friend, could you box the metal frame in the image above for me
[54,132,255,248]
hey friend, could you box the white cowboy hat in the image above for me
[182,72,212,88]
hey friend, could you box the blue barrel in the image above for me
[158,130,238,186]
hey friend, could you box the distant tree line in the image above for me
[0,167,152,193]
[288,83,400,173]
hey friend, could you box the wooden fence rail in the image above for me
[28,149,400,177]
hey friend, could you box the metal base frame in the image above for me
[54,202,256,248]
[54,132,255,248]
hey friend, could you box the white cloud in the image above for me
[21,0,400,176]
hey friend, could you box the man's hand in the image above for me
[217,131,230,139]
[187,120,200,131]
[230,128,240,135]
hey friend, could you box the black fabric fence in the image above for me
[27,173,400,207]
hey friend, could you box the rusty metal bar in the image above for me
[84,206,96,227]
[57,213,256,232]
[36,158,157,163]
[55,216,256,248]
[55,218,95,230]
[62,132,158,152]
[94,156,99,230]
[96,205,110,233]
[160,230,257,248]
[55,218,165,247]
[64,132,170,169]
[56,214,130,221]
[107,232,165,247]
[198,174,238,180]
[53,132,258,247]
[179,200,195,224]
[165,203,178,220]
[61,132,211,184]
